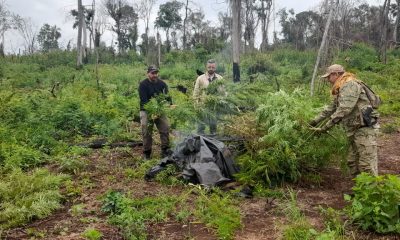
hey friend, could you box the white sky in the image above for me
[4,0,382,54]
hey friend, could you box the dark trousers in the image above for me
[140,111,170,154]
[197,113,217,135]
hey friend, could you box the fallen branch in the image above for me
[75,138,142,149]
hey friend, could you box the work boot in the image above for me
[142,150,151,160]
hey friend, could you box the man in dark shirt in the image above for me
[138,66,172,160]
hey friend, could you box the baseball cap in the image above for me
[321,64,345,78]
[147,65,159,73]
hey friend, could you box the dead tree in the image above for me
[310,0,337,96]
[394,0,400,45]
[379,0,391,63]
[258,0,273,52]
[76,0,83,68]
[231,0,241,82]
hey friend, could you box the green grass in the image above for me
[0,168,68,229]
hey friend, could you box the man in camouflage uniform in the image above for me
[309,64,379,177]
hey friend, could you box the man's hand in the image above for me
[309,127,326,134]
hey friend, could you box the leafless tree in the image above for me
[133,0,156,54]
[77,0,84,68]
[231,0,241,82]
[12,15,37,54]
[0,0,12,55]
[380,0,391,63]
[310,0,338,96]
[392,0,400,45]
[258,0,273,52]
[243,0,259,53]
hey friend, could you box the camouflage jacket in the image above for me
[314,73,379,136]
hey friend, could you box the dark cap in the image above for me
[147,65,159,73]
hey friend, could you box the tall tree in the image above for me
[310,0,337,96]
[379,0,391,63]
[105,0,138,52]
[391,0,400,45]
[37,24,61,52]
[76,0,84,68]
[217,12,231,41]
[71,4,95,50]
[257,0,273,51]
[243,0,259,53]
[0,0,12,56]
[231,0,241,82]
[182,0,191,49]
[12,15,37,54]
[134,0,156,55]
[155,0,183,52]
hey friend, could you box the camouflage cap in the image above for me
[321,64,345,78]
[147,65,159,73]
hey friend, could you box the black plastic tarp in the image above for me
[145,134,240,186]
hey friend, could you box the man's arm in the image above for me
[138,83,148,110]
[322,81,361,130]
[193,76,202,104]
[310,100,336,126]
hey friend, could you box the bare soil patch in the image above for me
[4,129,399,240]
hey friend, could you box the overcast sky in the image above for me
[4,0,382,54]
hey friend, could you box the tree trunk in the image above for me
[260,0,268,51]
[157,31,161,67]
[379,0,391,63]
[76,0,83,69]
[231,0,241,82]
[183,0,189,50]
[310,0,337,96]
[393,0,400,45]
[83,19,87,60]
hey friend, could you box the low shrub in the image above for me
[345,173,400,234]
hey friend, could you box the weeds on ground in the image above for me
[279,189,349,240]
[101,190,179,240]
[345,173,400,234]
[194,188,242,240]
[81,228,103,240]
[0,168,68,229]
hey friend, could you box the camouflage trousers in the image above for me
[347,127,378,177]
[140,111,170,154]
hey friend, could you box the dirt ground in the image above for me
[3,130,400,240]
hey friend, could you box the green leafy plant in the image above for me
[0,168,68,229]
[345,173,400,234]
[194,189,242,240]
[232,90,348,186]
[81,228,103,240]
[101,190,178,239]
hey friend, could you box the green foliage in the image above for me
[0,168,68,229]
[234,90,348,186]
[37,24,61,52]
[280,190,348,240]
[81,228,103,240]
[194,189,242,240]
[154,164,183,186]
[102,190,178,240]
[345,173,400,234]
[337,43,382,71]
[242,53,279,76]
